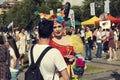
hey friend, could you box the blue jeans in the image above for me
[85,43,92,60]
[11,72,18,80]
[10,68,19,80]
[96,43,102,58]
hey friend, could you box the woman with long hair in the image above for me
[18,27,26,66]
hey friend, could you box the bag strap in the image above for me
[30,45,55,79]
[52,68,56,80]
[36,46,52,66]
[30,45,35,64]
[30,45,52,66]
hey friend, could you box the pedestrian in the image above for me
[0,33,11,80]
[28,20,70,80]
[95,26,102,59]
[84,27,93,60]
[107,27,117,61]
[92,28,98,49]
[113,28,119,50]
[18,27,26,66]
[80,28,85,44]
[118,29,120,49]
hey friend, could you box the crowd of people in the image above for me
[0,14,120,80]
[0,16,85,80]
[79,25,120,62]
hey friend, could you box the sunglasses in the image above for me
[53,26,62,29]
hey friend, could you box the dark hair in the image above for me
[19,27,25,32]
[0,35,4,44]
[97,26,102,29]
[38,20,53,38]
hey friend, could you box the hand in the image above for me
[64,55,75,64]
[64,55,74,59]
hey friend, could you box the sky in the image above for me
[0,0,6,4]
[63,0,84,6]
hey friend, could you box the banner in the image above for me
[104,0,110,13]
[90,2,95,16]
[57,8,61,12]
[100,20,111,29]
[68,9,75,29]
[50,10,54,15]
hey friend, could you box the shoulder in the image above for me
[33,44,61,54]
[49,47,61,55]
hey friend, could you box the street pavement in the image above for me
[18,49,120,80]
[82,48,120,80]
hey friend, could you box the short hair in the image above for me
[38,20,53,38]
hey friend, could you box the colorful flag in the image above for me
[7,21,14,30]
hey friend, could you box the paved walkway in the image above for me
[82,49,120,80]
[17,49,120,80]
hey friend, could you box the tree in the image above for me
[36,0,62,14]
[5,0,39,27]
[110,0,120,17]
[71,6,82,21]
[80,0,104,21]
[80,0,120,21]
[80,0,93,21]
[5,0,62,27]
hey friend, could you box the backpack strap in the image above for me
[30,45,35,64]
[36,46,52,66]
[30,45,52,66]
[30,45,54,79]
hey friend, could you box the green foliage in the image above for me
[72,6,82,21]
[80,0,104,21]
[80,0,92,21]
[5,0,38,27]
[110,0,120,17]
[80,0,120,21]
[4,0,62,28]
[1,0,120,27]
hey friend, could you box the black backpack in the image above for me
[25,45,52,80]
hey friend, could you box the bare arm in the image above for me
[10,52,17,68]
[60,68,70,80]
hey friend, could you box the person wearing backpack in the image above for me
[26,20,69,80]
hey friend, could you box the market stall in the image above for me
[81,16,99,26]
[95,14,120,26]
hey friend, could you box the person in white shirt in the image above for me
[80,28,85,44]
[95,27,103,58]
[28,20,69,80]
